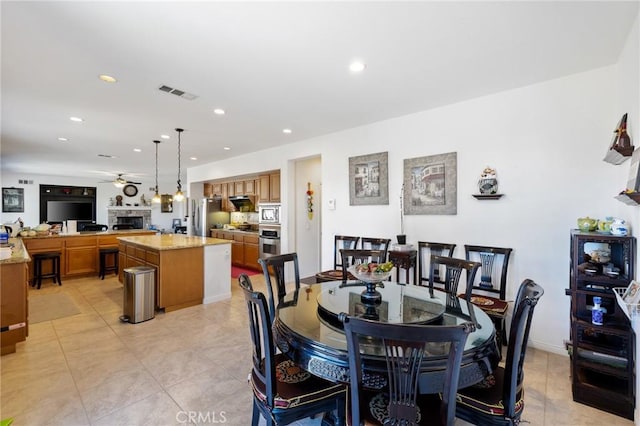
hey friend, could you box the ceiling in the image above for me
[1,1,638,185]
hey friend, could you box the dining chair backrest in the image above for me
[333,235,360,269]
[455,279,543,425]
[418,241,457,287]
[503,279,543,417]
[238,274,278,409]
[258,253,301,322]
[360,237,392,260]
[341,314,475,426]
[429,255,481,302]
[339,249,387,283]
[464,245,513,300]
[81,224,108,232]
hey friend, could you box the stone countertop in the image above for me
[210,228,258,235]
[0,238,30,265]
[118,234,231,251]
[19,229,157,239]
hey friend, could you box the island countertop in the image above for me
[117,234,230,250]
[0,238,30,265]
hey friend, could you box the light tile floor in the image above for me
[0,273,634,425]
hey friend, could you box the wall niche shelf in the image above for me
[472,194,504,200]
[615,192,640,206]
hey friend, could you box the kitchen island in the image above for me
[0,238,30,355]
[118,234,231,312]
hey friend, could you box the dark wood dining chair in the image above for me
[258,253,301,322]
[360,237,392,261]
[341,314,475,426]
[464,245,513,346]
[418,242,457,287]
[238,274,346,426]
[455,279,544,426]
[429,255,481,302]
[315,235,360,283]
[81,223,108,232]
[339,249,387,283]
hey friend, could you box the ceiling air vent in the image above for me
[158,85,198,101]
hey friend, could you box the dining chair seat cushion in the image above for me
[250,353,345,410]
[346,389,444,426]
[315,269,355,282]
[459,293,509,315]
[455,366,524,418]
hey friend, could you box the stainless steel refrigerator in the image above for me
[191,197,228,236]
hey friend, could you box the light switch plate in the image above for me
[328,199,336,210]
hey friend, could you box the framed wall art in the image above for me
[2,187,24,213]
[349,151,389,205]
[403,152,457,215]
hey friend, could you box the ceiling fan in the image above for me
[100,173,142,188]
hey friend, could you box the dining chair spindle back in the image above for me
[418,242,457,288]
[238,274,346,426]
[258,252,301,322]
[341,314,475,426]
[455,279,544,425]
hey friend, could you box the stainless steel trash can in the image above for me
[120,266,155,323]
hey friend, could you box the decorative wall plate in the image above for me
[123,184,138,197]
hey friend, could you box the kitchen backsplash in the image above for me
[230,212,258,224]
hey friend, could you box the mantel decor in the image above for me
[2,187,24,213]
[403,152,457,215]
[473,166,503,200]
[349,151,389,206]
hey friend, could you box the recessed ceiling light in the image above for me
[98,74,117,83]
[213,109,225,115]
[69,116,84,122]
[161,134,170,139]
[190,157,198,161]
[133,148,142,153]
[223,147,231,151]
[349,61,366,73]
[283,128,292,134]
[58,137,68,142]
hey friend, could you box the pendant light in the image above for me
[174,128,185,202]
[152,140,161,203]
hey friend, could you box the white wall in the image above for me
[186,63,638,355]
[294,156,321,277]
[0,172,180,232]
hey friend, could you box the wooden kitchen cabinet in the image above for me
[258,172,281,203]
[203,183,213,197]
[1,259,28,355]
[231,234,243,266]
[234,181,244,195]
[211,183,223,195]
[244,179,256,195]
[66,236,98,276]
[243,234,260,270]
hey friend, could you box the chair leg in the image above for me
[251,400,260,426]
[55,257,62,286]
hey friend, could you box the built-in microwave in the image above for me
[258,203,281,224]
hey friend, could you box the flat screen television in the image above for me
[46,201,94,222]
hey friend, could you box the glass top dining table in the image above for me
[273,280,501,393]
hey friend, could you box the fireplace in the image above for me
[107,208,151,230]
[117,216,143,229]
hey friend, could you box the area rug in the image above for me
[29,293,81,324]
[231,266,261,279]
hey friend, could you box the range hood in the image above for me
[229,195,256,212]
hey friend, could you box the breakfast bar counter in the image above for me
[118,234,232,312]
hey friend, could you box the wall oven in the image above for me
[259,224,281,259]
[258,203,281,225]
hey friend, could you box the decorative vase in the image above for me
[478,166,498,194]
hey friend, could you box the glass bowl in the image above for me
[348,266,393,283]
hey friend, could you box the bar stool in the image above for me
[99,247,119,279]
[32,252,62,289]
